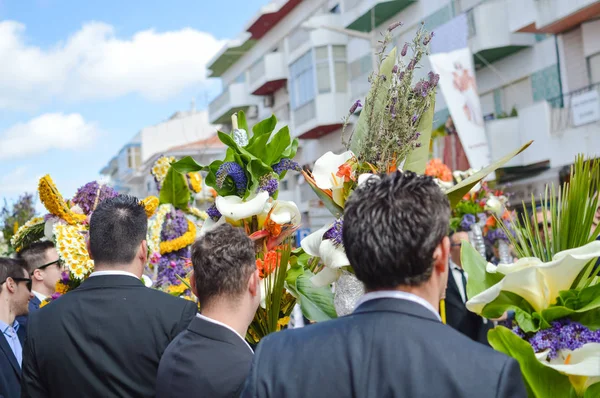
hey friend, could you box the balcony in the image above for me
[248,53,288,96]
[468,0,536,69]
[208,82,254,125]
[509,0,600,34]
[292,93,350,139]
[344,0,418,32]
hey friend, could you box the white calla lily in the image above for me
[311,267,343,287]
[301,225,329,257]
[312,151,354,207]
[199,216,225,237]
[215,191,270,221]
[357,173,379,187]
[141,275,154,288]
[269,200,301,226]
[259,273,275,309]
[301,223,350,286]
[467,241,600,313]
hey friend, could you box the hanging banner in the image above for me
[429,48,491,171]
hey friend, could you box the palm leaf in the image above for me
[403,98,435,174]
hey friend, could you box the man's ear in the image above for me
[139,240,148,264]
[189,270,198,298]
[248,269,260,297]
[32,268,44,282]
[433,236,450,274]
[86,240,94,260]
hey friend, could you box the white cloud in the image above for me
[0,21,225,109]
[0,113,99,160]
[0,166,38,195]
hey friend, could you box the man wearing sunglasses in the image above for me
[16,241,63,330]
[0,257,33,398]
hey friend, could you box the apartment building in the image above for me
[100,109,224,204]
[207,0,600,226]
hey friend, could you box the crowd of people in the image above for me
[1,172,530,397]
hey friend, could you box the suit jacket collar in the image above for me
[187,316,253,353]
[78,274,144,290]
[353,297,440,323]
[30,295,41,310]
[0,330,21,377]
[445,270,465,309]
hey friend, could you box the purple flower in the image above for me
[216,162,248,195]
[258,177,278,196]
[156,247,191,288]
[401,43,409,57]
[60,271,70,283]
[412,114,419,124]
[349,99,362,114]
[51,292,62,300]
[460,214,477,231]
[387,21,403,32]
[323,219,343,247]
[415,132,421,139]
[272,158,301,174]
[206,205,221,222]
[407,59,416,71]
[161,210,189,241]
[424,32,434,45]
[72,181,118,215]
[399,71,405,80]
[428,71,440,87]
[392,65,399,74]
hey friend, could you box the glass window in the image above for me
[315,46,329,61]
[334,62,347,93]
[289,51,315,110]
[317,63,331,93]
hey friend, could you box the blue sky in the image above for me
[0,0,267,211]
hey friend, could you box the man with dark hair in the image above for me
[16,241,63,329]
[241,172,526,398]
[21,195,197,398]
[0,257,32,398]
[445,231,493,345]
[157,223,260,397]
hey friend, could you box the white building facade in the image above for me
[207,0,600,229]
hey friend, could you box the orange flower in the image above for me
[484,216,496,234]
[256,250,280,278]
[425,159,452,182]
[335,162,353,182]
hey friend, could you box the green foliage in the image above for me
[0,193,37,255]
[404,100,435,175]
[461,241,503,301]
[172,111,299,200]
[158,168,191,210]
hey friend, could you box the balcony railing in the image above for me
[547,82,600,134]
[293,101,317,127]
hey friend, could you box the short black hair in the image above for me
[191,224,256,304]
[89,195,148,265]
[0,257,28,293]
[343,171,450,290]
[18,241,55,274]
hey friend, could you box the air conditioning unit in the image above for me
[264,95,275,108]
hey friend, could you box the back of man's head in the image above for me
[0,257,27,294]
[191,223,256,305]
[89,195,147,265]
[343,171,450,291]
[18,240,55,274]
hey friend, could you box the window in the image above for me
[329,3,340,14]
[127,146,141,169]
[280,180,289,191]
[315,46,331,94]
[589,53,600,85]
[333,45,347,93]
[234,72,246,84]
[289,51,315,110]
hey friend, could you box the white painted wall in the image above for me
[507,0,536,32]
[535,0,599,29]
[582,20,600,57]
[560,27,589,92]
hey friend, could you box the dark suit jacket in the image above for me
[156,315,253,398]
[15,295,41,333]
[21,275,197,398]
[446,270,493,345]
[0,324,26,398]
[241,298,527,398]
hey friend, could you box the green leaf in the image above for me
[488,326,573,398]
[304,174,344,219]
[349,47,397,155]
[285,259,304,299]
[250,114,277,142]
[585,383,600,398]
[236,110,248,132]
[282,138,299,159]
[245,133,271,160]
[446,141,533,208]
[171,156,204,173]
[296,269,337,322]
[246,159,272,199]
[539,284,600,327]
[403,98,435,174]
[159,168,191,209]
[265,126,291,165]
[461,241,503,300]
[480,292,534,321]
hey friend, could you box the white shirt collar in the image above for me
[89,270,140,279]
[196,313,254,354]
[449,259,461,271]
[32,290,46,302]
[355,290,442,322]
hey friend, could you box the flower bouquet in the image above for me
[301,23,531,315]
[462,155,600,397]
[146,155,207,301]
[11,176,158,305]
[169,111,336,344]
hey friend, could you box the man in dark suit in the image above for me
[21,195,197,398]
[0,257,33,398]
[241,172,527,398]
[157,223,260,397]
[445,231,494,345]
[16,241,64,330]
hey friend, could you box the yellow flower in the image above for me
[276,316,291,331]
[54,224,94,280]
[160,220,197,254]
[189,207,208,221]
[141,196,159,218]
[13,222,19,234]
[39,175,87,225]
[188,172,202,193]
[151,156,175,184]
[166,281,189,295]
[147,204,172,256]
[11,217,44,251]
[55,280,69,295]
[39,299,50,308]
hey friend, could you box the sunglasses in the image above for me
[38,259,64,271]
[537,222,551,230]
[0,277,32,292]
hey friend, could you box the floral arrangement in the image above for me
[11,176,159,303]
[462,156,600,397]
[145,155,208,300]
[1,193,37,255]
[171,111,336,344]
